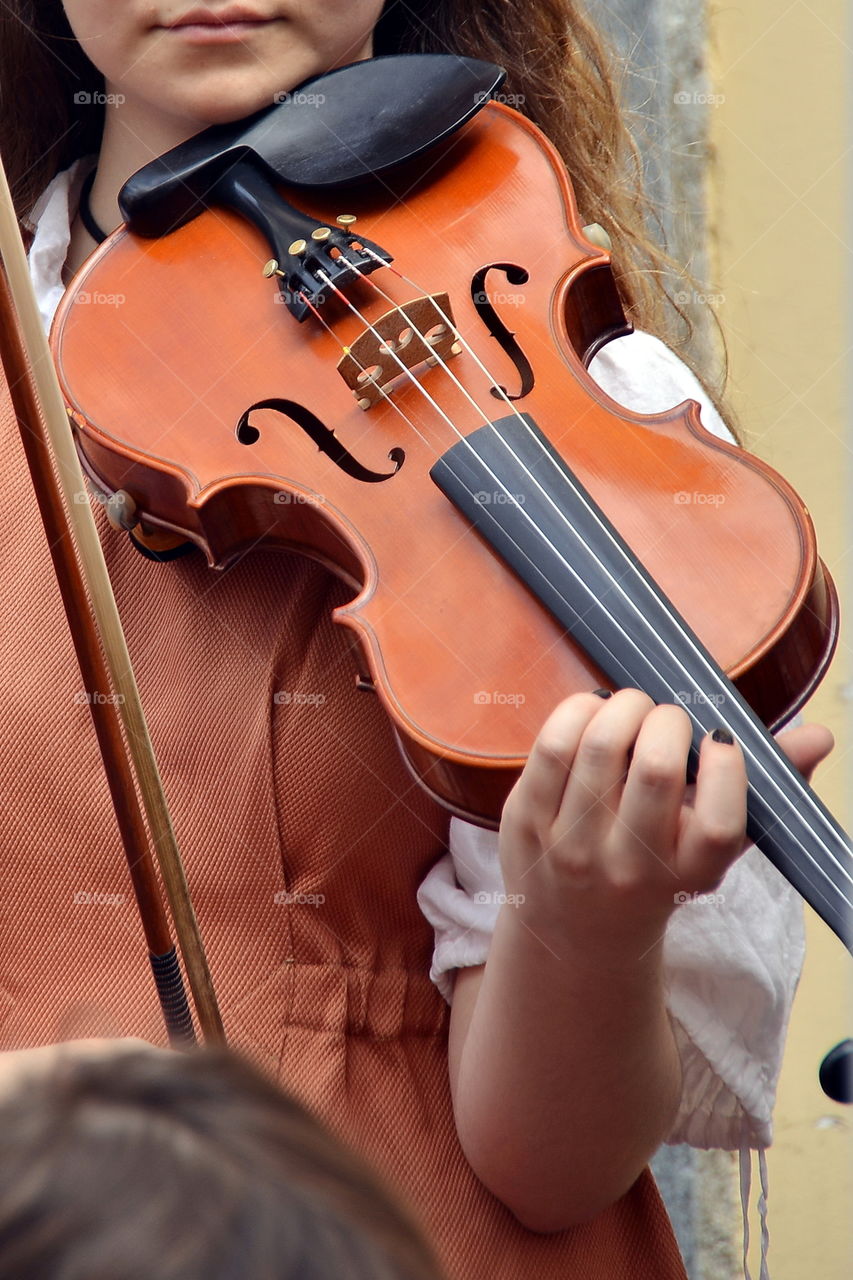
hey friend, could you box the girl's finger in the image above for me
[612,703,695,879]
[774,722,834,781]
[676,730,747,889]
[552,689,655,849]
[506,691,617,836]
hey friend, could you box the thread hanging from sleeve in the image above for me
[739,1145,771,1280]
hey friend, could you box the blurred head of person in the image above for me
[0,1040,443,1280]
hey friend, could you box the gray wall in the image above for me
[593,0,711,279]
[592,0,721,376]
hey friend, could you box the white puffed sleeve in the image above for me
[416,330,807,1149]
[416,818,505,1003]
[663,848,805,1149]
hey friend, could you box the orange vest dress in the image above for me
[0,377,686,1278]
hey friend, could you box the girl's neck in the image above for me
[65,95,209,279]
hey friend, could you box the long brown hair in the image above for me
[0,0,726,402]
[0,1043,444,1279]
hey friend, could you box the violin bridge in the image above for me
[337,294,460,410]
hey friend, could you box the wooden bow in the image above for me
[0,152,224,1047]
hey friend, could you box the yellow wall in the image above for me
[709,3,851,1276]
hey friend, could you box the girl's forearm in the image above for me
[450,901,682,1232]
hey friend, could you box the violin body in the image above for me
[52,101,837,828]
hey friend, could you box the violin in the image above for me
[49,55,851,954]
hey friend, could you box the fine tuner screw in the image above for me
[263,221,357,277]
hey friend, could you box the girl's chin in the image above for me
[112,49,373,143]
[117,65,300,131]
[166,85,283,128]
[158,47,373,127]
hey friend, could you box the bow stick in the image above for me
[0,152,224,1047]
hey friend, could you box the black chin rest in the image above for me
[119,54,506,237]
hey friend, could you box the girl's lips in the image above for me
[161,7,274,42]
[165,19,270,42]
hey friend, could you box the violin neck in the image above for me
[431,414,853,952]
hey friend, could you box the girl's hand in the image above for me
[498,689,833,961]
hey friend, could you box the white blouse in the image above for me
[29,161,805,1154]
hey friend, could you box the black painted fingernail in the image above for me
[710,728,734,745]
[593,689,613,699]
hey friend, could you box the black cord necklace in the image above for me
[78,169,108,244]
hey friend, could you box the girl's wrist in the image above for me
[496,891,670,980]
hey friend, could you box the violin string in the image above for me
[346,255,851,897]
[305,261,850,901]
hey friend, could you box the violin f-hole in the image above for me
[235,398,405,483]
[471,264,534,402]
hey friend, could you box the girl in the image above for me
[0,3,832,1277]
